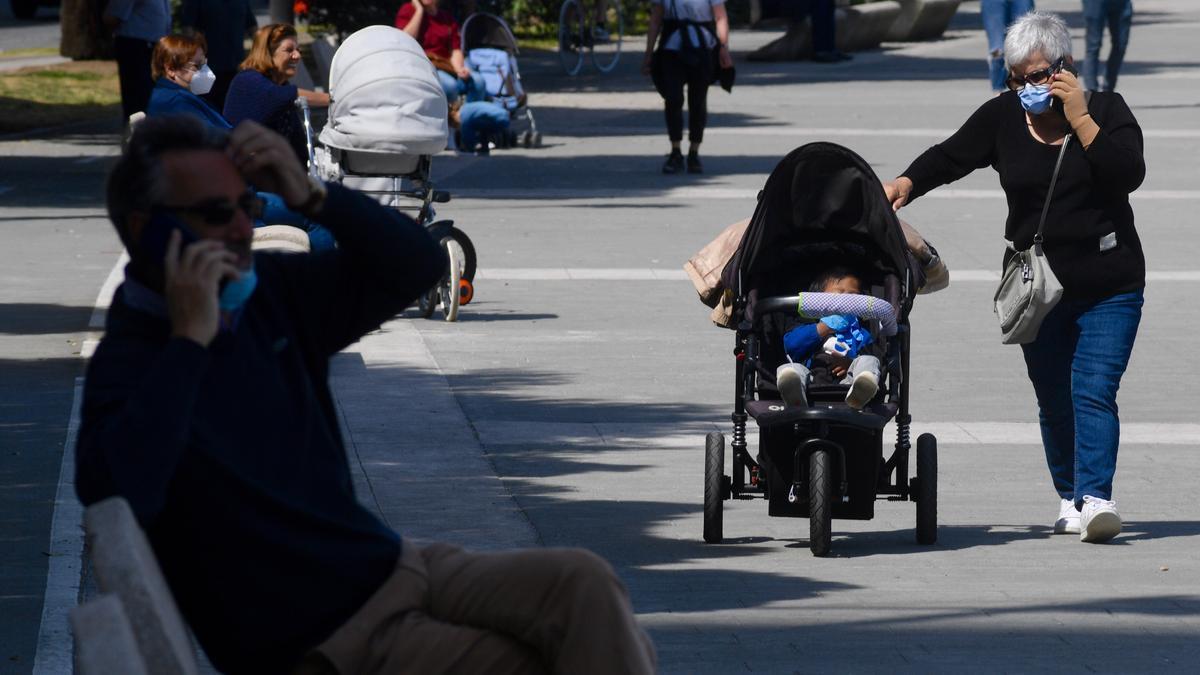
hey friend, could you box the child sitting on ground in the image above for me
[776,266,881,410]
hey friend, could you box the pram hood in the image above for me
[462,13,520,54]
[723,142,922,314]
[318,26,448,157]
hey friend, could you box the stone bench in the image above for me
[70,497,200,675]
[885,0,963,42]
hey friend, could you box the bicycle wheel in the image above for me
[440,237,463,322]
[589,0,623,74]
[446,227,476,283]
[558,0,586,76]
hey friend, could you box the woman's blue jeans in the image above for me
[981,0,1035,91]
[1082,0,1133,92]
[1020,289,1143,508]
[437,70,486,104]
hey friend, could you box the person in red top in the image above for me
[396,0,485,104]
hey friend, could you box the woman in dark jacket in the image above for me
[884,11,1145,544]
[223,23,329,166]
[146,33,232,129]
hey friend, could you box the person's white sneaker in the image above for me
[776,365,808,408]
[1054,498,1080,534]
[1080,496,1122,543]
[844,371,878,410]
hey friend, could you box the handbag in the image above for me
[993,132,1071,344]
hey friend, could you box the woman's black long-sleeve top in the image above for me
[901,90,1146,301]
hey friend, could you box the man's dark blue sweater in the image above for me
[75,184,446,674]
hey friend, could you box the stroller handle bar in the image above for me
[295,97,320,179]
[757,292,898,336]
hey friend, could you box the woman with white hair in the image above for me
[883,11,1145,544]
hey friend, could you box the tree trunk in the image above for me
[60,0,113,60]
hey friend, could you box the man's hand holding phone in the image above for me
[164,231,242,348]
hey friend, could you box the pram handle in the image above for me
[757,292,898,337]
[294,97,319,178]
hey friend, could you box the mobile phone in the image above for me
[140,210,198,267]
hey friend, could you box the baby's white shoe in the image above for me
[844,371,878,410]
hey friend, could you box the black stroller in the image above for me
[703,142,938,557]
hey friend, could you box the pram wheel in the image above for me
[417,287,437,318]
[809,449,833,557]
[703,432,725,543]
[439,238,462,322]
[914,434,938,545]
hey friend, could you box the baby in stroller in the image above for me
[776,265,881,411]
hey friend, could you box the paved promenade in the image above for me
[2,0,1199,672]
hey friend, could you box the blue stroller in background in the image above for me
[461,12,542,148]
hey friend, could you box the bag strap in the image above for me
[1034,91,1092,250]
[1033,133,1070,249]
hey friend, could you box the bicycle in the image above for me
[558,0,624,76]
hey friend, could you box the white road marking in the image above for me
[471,420,1200,447]
[88,252,128,329]
[34,254,126,670]
[31,378,85,675]
[453,187,1200,201]
[569,126,1200,140]
[474,268,1200,282]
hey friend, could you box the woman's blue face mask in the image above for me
[1019,83,1053,115]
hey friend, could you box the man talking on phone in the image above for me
[76,115,656,675]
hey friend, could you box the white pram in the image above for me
[299,25,476,321]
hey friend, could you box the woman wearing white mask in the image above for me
[883,11,1146,545]
[146,33,232,129]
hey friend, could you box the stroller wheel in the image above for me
[522,131,533,149]
[439,238,462,322]
[703,432,725,543]
[459,279,474,305]
[416,286,437,319]
[532,132,544,148]
[809,449,833,557]
[914,434,938,545]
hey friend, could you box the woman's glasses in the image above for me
[1007,57,1065,90]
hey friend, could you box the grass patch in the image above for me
[0,60,120,134]
[0,47,60,59]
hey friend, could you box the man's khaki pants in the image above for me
[294,543,656,674]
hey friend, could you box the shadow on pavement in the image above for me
[0,303,94,334]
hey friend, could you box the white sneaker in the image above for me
[1080,496,1122,543]
[844,371,878,410]
[1054,498,1080,534]
[776,365,807,408]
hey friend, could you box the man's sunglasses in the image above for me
[155,192,264,225]
[1007,57,1065,90]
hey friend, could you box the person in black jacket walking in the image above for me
[883,12,1145,545]
[76,115,656,675]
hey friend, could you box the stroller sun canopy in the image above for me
[319,26,448,157]
[724,142,921,309]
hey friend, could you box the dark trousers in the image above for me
[114,36,155,122]
[657,50,710,145]
[791,0,837,54]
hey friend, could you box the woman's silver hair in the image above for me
[1003,11,1072,73]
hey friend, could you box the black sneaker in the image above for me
[687,152,703,174]
[662,149,684,174]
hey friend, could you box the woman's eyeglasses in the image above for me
[1007,58,1064,90]
[156,192,265,225]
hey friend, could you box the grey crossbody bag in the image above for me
[993,132,1071,344]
